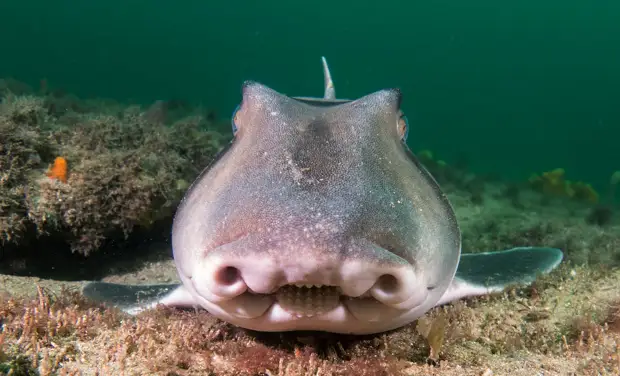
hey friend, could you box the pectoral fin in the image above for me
[82,281,197,315]
[435,247,563,306]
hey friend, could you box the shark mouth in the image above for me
[274,284,343,317]
[189,258,430,321]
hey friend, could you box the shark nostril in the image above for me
[370,272,417,306]
[376,274,399,294]
[216,266,242,286]
[191,263,247,302]
[369,269,429,309]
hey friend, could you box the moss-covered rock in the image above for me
[1,89,226,256]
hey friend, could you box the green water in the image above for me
[1,0,618,191]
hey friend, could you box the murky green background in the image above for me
[1,0,618,190]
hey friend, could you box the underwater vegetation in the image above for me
[528,168,600,204]
[418,150,618,230]
[0,266,619,375]
[0,81,225,256]
[527,168,620,227]
[417,150,611,208]
[585,171,620,227]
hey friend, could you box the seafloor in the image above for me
[0,80,619,375]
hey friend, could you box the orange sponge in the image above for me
[46,156,68,183]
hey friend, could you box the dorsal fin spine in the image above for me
[321,56,336,100]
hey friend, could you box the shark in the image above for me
[82,57,563,335]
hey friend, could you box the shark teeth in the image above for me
[275,285,341,317]
[292,283,325,288]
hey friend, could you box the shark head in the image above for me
[170,57,461,334]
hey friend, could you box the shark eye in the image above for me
[397,114,409,142]
[231,104,240,135]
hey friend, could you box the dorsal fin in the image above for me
[292,57,349,105]
[322,56,336,100]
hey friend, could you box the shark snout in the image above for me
[185,238,430,322]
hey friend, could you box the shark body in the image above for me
[83,57,563,334]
